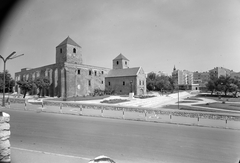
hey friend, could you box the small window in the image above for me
[89,70,92,75]
[139,80,141,85]
[116,61,119,65]
[88,80,91,86]
[109,82,110,86]
[143,81,144,85]
[73,48,76,53]
[123,81,125,85]
[60,48,62,53]
[101,81,103,84]
[125,61,127,65]
[95,71,97,76]
[77,69,80,75]
[102,71,104,74]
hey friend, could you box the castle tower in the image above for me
[56,36,82,64]
[112,53,129,69]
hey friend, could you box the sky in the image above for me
[0,0,240,78]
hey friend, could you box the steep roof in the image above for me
[106,67,141,78]
[56,36,81,48]
[113,53,129,61]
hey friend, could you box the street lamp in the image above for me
[130,81,133,93]
[178,85,179,109]
[0,52,24,106]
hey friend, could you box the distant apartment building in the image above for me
[230,72,240,78]
[172,66,198,90]
[193,71,210,90]
[209,67,233,78]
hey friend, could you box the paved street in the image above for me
[3,109,240,163]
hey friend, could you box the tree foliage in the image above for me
[206,75,240,97]
[34,77,50,97]
[16,80,36,98]
[0,70,15,93]
[146,72,174,93]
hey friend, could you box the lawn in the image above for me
[193,102,240,112]
[196,93,240,102]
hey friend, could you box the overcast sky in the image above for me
[1,0,240,77]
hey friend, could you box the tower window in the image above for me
[73,48,76,53]
[116,61,119,65]
[60,48,62,53]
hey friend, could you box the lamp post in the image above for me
[0,52,24,106]
[178,85,179,109]
[130,81,133,93]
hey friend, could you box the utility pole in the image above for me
[0,52,24,106]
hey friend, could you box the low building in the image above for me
[105,54,146,96]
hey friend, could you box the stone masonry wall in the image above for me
[0,112,11,163]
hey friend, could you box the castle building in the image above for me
[15,37,110,98]
[105,54,146,95]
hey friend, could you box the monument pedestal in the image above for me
[128,92,134,100]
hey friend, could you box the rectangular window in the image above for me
[89,70,92,75]
[95,71,97,76]
[88,80,91,86]
[143,81,144,85]
[123,81,125,85]
[78,69,80,75]
[139,80,141,85]
[109,82,110,86]
[102,71,104,74]
[101,81,103,84]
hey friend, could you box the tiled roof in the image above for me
[56,36,81,48]
[106,67,140,77]
[113,53,129,61]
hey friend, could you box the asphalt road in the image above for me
[3,109,240,163]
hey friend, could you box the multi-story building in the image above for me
[193,71,210,90]
[172,66,198,90]
[209,67,233,78]
[15,37,111,98]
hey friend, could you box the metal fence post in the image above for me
[60,103,62,113]
[101,107,104,117]
[41,100,44,111]
[225,117,228,128]
[79,105,83,116]
[24,99,27,110]
[144,110,147,121]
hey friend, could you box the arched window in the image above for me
[73,48,76,53]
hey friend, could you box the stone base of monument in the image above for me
[0,112,11,163]
[128,92,134,100]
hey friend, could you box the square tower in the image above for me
[112,53,129,69]
[56,36,83,64]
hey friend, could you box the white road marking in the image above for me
[11,147,90,160]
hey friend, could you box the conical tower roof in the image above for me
[56,36,81,48]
